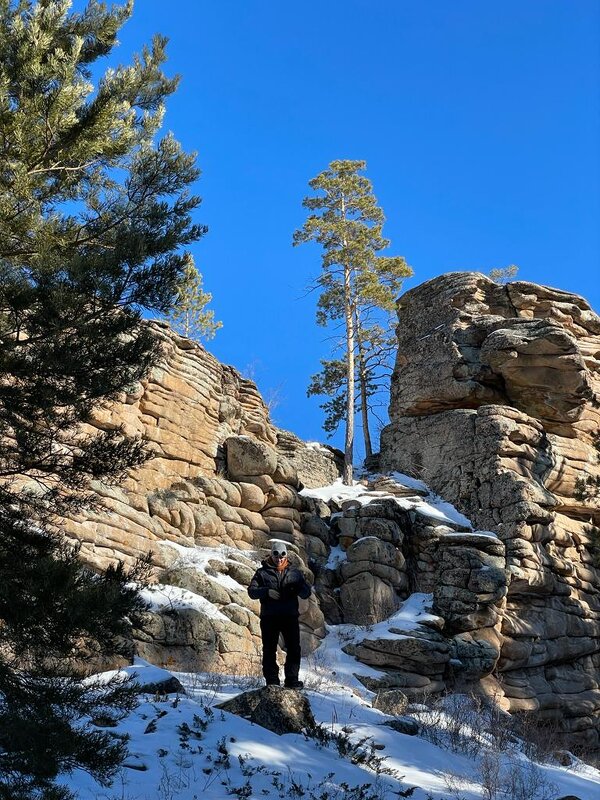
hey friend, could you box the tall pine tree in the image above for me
[294,160,411,481]
[0,2,206,797]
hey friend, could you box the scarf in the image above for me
[271,555,288,573]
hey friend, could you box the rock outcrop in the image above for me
[275,429,343,489]
[217,686,315,735]
[54,280,600,759]
[380,273,600,755]
[66,319,505,708]
[306,476,508,700]
[64,321,331,673]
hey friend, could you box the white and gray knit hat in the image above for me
[270,540,288,557]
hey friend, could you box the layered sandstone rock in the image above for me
[63,321,331,673]
[380,273,600,754]
[56,286,600,757]
[66,317,507,705]
[306,475,508,699]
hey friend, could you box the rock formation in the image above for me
[305,476,507,701]
[55,275,600,759]
[64,321,331,673]
[380,272,600,755]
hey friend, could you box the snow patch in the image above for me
[301,476,474,530]
[139,583,229,620]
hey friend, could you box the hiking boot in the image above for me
[284,680,304,690]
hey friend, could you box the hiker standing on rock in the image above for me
[248,540,311,689]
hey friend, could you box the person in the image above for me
[248,540,311,688]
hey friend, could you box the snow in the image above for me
[324,545,347,569]
[82,658,177,690]
[139,583,230,620]
[325,592,441,653]
[81,658,175,689]
[160,541,255,591]
[300,478,380,505]
[135,543,256,621]
[300,475,476,530]
[416,498,473,529]
[60,653,600,800]
[387,471,430,493]
[305,440,333,453]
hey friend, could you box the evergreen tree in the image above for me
[294,160,411,481]
[0,2,206,797]
[166,254,221,340]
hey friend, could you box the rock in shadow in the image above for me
[217,685,315,735]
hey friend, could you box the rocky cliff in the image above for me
[64,321,340,673]
[380,272,600,755]
[60,277,600,759]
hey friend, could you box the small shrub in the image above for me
[306,723,402,779]
[574,475,600,503]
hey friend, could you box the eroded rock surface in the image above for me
[380,272,600,754]
[64,321,332,673]
[303,475,508,700]
[56,287,600,757]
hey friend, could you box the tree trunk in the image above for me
[344,274,355,485]
[341,194,354,485]
[355,320,373,460]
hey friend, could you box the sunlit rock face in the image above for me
[380,272,600,755]
[64,321,332,673]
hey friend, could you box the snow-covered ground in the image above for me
[61,655,600,800]
[58,474,600,798]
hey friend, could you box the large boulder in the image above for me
[225,435,278,479]
[217,686,315,735]
[276,428,343,488]
[339,571,401,625]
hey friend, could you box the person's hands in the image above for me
[267,589,281,600]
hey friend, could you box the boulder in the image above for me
[372,689,409,716]
[135,675,184,695]
[225,435,278,479]
[339,571,400,625]
[382,717,419,736]
[217,686,315,735]
[276,428,342,488]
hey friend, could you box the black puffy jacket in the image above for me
[248,559,311,617]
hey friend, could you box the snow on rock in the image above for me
[300,474,475,530]
[324,545,347,569]
[83,658,176,690]
[139,583,230,621]
[159,541,255,592]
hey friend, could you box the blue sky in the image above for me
[113,1,599,454]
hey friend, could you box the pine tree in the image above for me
[0,2,206,797]
[294,160,411,481]
[166,254,221,340]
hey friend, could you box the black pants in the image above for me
[260,614,301,684]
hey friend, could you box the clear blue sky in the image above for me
[113,1,599,454]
